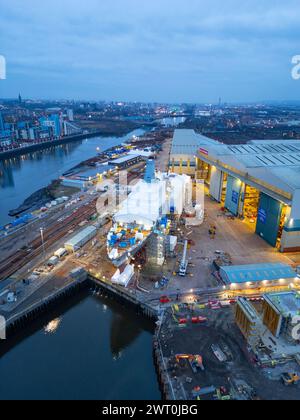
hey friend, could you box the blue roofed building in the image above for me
[220,262,297,289]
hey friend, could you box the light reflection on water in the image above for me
[44,317,62,335]
[0,293,160,400]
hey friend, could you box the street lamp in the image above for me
[40,227,45,258]
[135,265,142,297]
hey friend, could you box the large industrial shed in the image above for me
[64,225,97,252]
[220,263,297,288]
[195,137,300,252]
[169,129,218,177]
[169,129,300,251]
[108,154,142,168]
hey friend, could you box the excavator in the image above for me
[175,354,204,373]
[281,373,300,386]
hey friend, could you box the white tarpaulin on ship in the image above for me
[114,179,167,227]
[113,173,192,227]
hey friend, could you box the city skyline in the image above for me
[1,0,300,103]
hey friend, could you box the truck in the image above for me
[179,240,188,277]
[47,256,59,267]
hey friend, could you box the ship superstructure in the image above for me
[106,160,191,267]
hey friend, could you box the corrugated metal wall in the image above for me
[256,192,282,247]
[209,168,223,202]
[225,175,241,215]
[262,300,282,337]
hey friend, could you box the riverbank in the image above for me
[1,132,137,162]
[0,116,157,161]
[8,180,79,217]
[0,132,100,161]
[0,128,148,226]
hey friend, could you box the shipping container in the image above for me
[54,248,68,258]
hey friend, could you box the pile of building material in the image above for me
[213,252,232,270]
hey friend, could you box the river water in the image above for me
[0,292,160,400]
[0,129,145,226]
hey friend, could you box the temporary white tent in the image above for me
[167,173,191,215]
[169,235,178,252]
[111,264,134,287]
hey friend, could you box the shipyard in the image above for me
[1,122,300,401]
[2,0,300,404]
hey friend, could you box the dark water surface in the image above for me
[0,292,160,400]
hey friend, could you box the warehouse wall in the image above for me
[290,190,300,220]
[262,300,282,338]
[169,155,196,176]
[280,191,300,251]
[281,217,300,251]
[281,229,300,252]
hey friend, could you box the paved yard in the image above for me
[140,191,300,293]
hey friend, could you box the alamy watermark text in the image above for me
[291,55,300,80]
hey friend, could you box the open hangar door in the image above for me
[255,192,288,248]
[209,167,223,202]
[224,175,242,215]
[242,185,261,231]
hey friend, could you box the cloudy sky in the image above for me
[0,0,299,102]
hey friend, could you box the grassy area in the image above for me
[48,180,80,199]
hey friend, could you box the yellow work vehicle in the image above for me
[175,354,205,372]
[281,373,300,386]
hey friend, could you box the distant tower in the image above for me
[18,93,22,104]
[67,108,74,121]
[218,97,222,108]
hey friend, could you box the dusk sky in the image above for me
[0,0,300,103]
